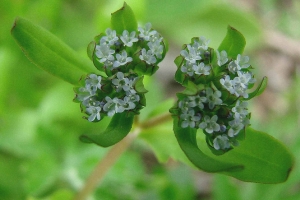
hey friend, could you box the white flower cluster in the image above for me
[76,23,165,122]
[95,23,164,71]
[175,37,257,152]
[219,53,256,98]
[180,36,211,77]
[138,23,164,64]
[75,72,141,122]
[95,28,135,70]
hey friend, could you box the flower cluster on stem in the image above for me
[74,23,166,122]
[173,36,257,152]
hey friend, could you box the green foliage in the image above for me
[111,2,138,34]
[218,26,246,58]
[80,113,134,147]
[4,0,299,199]
[11,17,97,85]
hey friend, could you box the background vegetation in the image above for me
[1,0,299,199]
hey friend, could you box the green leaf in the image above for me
[87,41,96,61]
[245,76,268,100]
[11,17,96,85]
[173,117,243,172]
[111,2,138,34]
[134,76,148,93]
[79,113,134,147]
[198,128,294,183]
[218,26,246,59]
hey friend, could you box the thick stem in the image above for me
[139,112,172,129]
[74,128,141,200]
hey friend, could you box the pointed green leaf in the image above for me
[111,2,138,34]
[79,113,134,147]
[218,26,246,59]
[87,41,96,61]
[245,76,268,100]
[173,117,243,172]
[198,128,294,183]
[134,76,148,94]
[11,17,97,85]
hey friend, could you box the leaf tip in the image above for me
[11,17,20,34]
[79,134,93,144]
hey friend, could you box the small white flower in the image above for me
[112,72,132,92]
[234,71,256,88]
[232,80,248,98]
[101,28,119,45]
[193,62,211,75]
[216,50,228,66]
[178,98,193,112]
[120,30,138,47]
[228,116,244,137]
[85,74,102,93]
[138,22,157,41]
[86,105,101,121]
[103,97,124,117]
[181,62,194,76]
[180,45,201,63]
[113,50,133,68]
[220,75,235,94]
[193,36,210,52]
[122,96,136,110]
[76,86,94,102]
[139,48,157,64]
[199,115,220,134]
[180,110,201,128]
[232,100,248,117]
[95,44,115,63]
[228,54,251,74]
[206,88,222,109]
[188,95,207,109]
[126,91,140,102]
[148,40,163,59]
[198,36,210,50]
[228,60,240,74]
[237,54,250,69]
[213,135,231,150]
[149,32,163,43]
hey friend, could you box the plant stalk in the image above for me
[74,128,141,200]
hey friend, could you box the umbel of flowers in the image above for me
[171,36,257,153]
[74,23,166,122]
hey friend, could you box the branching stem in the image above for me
[74,112,172,200]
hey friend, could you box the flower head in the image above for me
[180,110,201,128]
[216,50,228,66]
[120,30,138,47]
[139,48,157,64]
[112,72,132,92]
[95,44,115,63]
[199,115,220,134]
[193,62,210,76]
[86,105,102,122]
[206,88,222,109]
[180,45,201,63]
[213,135,231,150]
[138,23,157,41]
[102,28,119,45]
[181,62,194,76]
[113,50,132,68]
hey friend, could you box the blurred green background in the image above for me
[1,0,300,199]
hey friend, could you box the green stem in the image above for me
[74,112,172,199]
[74,128,141,200]
[139,112,172,129]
